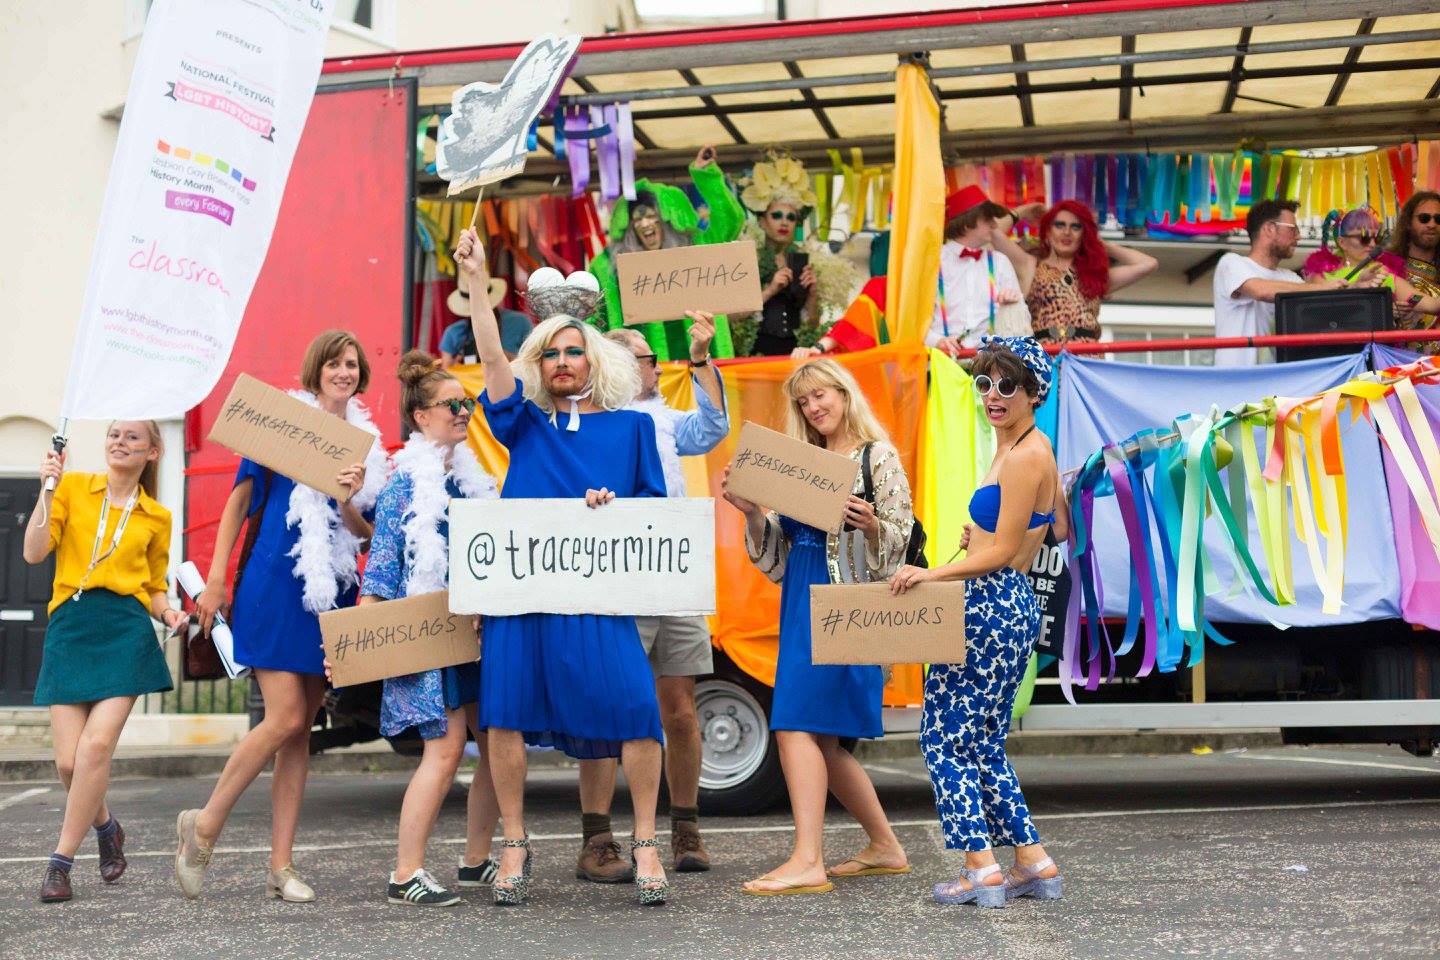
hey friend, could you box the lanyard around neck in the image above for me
[73,485,139,600]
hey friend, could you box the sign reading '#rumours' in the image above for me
[809,582,967,665]
[725,421,860,534]
[320,591,479,689]
[448,498,717,617]
[615,241,764,326]
[207,374,376,502]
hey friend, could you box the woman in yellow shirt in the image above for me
[23,420,187,904]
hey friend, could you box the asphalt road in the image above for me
[2,745,1438,960]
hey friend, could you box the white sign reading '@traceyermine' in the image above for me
[448,498,717,617]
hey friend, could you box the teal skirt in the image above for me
[34,589,173,706]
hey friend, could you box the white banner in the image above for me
[61,0,334,421]
[448,498,718,617]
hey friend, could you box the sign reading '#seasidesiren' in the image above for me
[61,0,334,421]
[448,498,717,617]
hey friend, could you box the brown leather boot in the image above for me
[40,865,73,903]
[98,821,126,883]
[575,832,634,883]
[671,819,712,873]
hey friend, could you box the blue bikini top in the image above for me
[968,424,1055,534]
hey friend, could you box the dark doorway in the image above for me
[0,477,53,706]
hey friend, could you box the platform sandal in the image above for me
[1005,857,1063,901]
[492,838,533,907]
[630,838,669,907]
[932,863,1006,909]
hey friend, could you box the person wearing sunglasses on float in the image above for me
[750,201,819,356]
[1387,191,1440,354]
[1303,206,1440,319]
[454,225,673,908]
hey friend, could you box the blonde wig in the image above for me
[513,315,642,415]
[782,358,889,448]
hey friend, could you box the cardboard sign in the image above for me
[448,498,717,616]
[207,373,376,501]
[319,591,479,688]
[810,582,967,665]
[726,421,859,533]
[1026,534,1072,655]
[615,241,763,325]
[435,34,581,193]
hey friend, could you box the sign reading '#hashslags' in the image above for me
[615,241,763,325]
[207,373,376,501]
[448,498,717,617]
[809,582,967,665]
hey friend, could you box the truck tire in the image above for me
[696,660,787,816]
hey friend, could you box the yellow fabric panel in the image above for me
[46,472,172,614]
[918,350,996,569]
[885,63,945,346]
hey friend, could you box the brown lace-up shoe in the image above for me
[40,865,72,903]
[671,820,712,873]
[98,821,126,883]
[575,832,635,883]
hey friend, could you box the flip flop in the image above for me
[741,875,835,897]
[826,858,913,878]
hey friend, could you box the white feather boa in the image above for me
[284,391,390,613]
[627,395,685,498]
[389,434,498,596]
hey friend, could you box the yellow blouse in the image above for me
[46,473,172,615]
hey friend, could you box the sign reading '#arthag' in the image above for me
[207,373,376,501]
[809,582,967,665]
[616,241,763,325]
[448,498,717,616]
[725,421,860,533]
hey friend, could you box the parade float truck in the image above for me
[176,4,1440,813]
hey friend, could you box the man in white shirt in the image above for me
[1212,199,1345,367]
[929,185,1027,355]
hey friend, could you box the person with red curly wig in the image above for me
[993,200,1158,345]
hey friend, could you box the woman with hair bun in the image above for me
[347,350,502,908]
[176,330,388,904]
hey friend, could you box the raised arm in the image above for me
[456,227,514,403]
[989,220,1037,295]
[1104,240,1159,293]
[22,451,64,564]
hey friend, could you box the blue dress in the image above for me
[477,378,666,759]
[770,516,884,739]
[230,459,361,676]
[364,472,479,741]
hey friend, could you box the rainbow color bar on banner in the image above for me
[155,139,257,191]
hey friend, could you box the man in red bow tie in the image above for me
[929,185,1029,357]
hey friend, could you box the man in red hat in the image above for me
[928,185,1028,356]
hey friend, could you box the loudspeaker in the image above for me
[1273,287,1392,363]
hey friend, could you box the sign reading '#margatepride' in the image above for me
[60,0,335,421]
[448,498,718,617]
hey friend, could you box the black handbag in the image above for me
[860,442,928,568]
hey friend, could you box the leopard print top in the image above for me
[1025,260,1101,344]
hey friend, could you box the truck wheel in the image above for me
[695,665,786,816]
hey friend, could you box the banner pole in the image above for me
[44,417,69,492]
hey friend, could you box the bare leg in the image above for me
[656,677,701,808]
[742,730,829,893]
[462,704,500,866]
[1011,843,1060,880]
[621,738,665,889]
[49,704,110,829]
[394,710,466,880]
[54,697,136,858]
[267,675,326,871]
[577,758,616,817]
[487,728,528,887]
[817,737,907,874]
[195,670,314,845]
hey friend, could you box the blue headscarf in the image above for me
[978,335,1053,403]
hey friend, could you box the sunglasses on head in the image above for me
[974,374,1020,399]
[540,346,587,361]
[1416,212,1437,225]
[426,397,476,416]
[768,210,799,223]
[1343,231,1378,244]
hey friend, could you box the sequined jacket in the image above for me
[744,440,914,585]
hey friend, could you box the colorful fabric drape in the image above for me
[886,62,945,346]
[1373,345,1440,630]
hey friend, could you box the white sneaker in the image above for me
[267,865,316,903]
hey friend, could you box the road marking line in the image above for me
[2,795,1436,865]
[1234,752,1440,775]
[0,787,49,812]
[863,763,935,784]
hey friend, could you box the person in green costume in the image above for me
[588,146,744,361]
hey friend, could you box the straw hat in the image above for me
[447,271,508,317]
